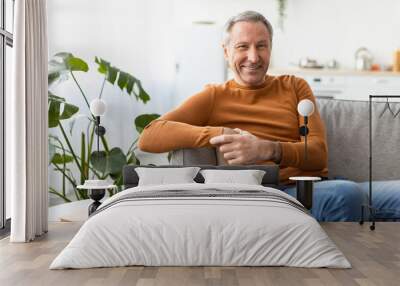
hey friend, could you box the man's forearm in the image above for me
[279,139,327,170]
[259,140,282,164]
[138,119,223,153]
[272,141,282,164]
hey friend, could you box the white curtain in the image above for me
[9,0,48,242]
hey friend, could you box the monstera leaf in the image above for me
[48,52,89,86]
[48,92,79,128]
[48,51,160,202]
[95,57,150,103]
[134,113,160,134]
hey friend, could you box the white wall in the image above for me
[48,0,176,149]
[47,0,400,202]
[47,0,176,202]
[173,0,400,69]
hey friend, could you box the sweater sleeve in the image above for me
[138,86,224,153]
[279,77,328,171]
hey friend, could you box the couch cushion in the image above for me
[318,98,400,182]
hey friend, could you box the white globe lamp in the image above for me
[90,98,107,117]
[297,99,314,117]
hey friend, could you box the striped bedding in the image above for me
[50,183,350,269]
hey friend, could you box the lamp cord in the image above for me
[304,116,308,162]
[305,131,307,161]
[97,126,100,153]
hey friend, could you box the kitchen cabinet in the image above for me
[269,68,400,101]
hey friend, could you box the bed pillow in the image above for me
[200,169,266,185]
[135,167,201,186]
[123,165,279,189]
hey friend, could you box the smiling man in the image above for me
[224,20,271,87]
[138,11,364,221]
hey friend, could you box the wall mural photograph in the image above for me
[2,1,400,285]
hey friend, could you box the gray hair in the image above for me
[223,11,273,45]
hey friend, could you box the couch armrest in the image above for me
[170,147,218,166]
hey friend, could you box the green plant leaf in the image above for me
[109,173,123,186]
[126,152,141,165]
[136,80,151,103]
[95,57,110,74]
[115,175,123,186]
[51,153,74,164]
[90,151,108,174]
[48,71,61,86]
[95,57,119,85]
[50,52,88,73]
[126,75,135,95]
[134,113,160,134]
[48,52,157,199]
[49,53,71,74]
[48,137,57,164]
[48,91,65,103]
[93,57,151,104]
[117,71,129,90]
[108,147,126,175]
[49,60,66,73]
[67,57,89,72]
[107,66,119,84]
[48,100,61,128]
[48,92,79,127]
[126,152,136,164]
[60,103,79,120]
[54,52,74,60]
[126,152,140,166]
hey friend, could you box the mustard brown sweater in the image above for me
[138,75,328,184]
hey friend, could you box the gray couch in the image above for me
[170,98,400,220]
[318,98,400,182]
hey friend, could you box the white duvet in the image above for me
[50,183,351,269]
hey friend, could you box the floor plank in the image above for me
[0,222,399,286]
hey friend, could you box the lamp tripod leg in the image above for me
[370,207,376,231]
[359,205,364,225]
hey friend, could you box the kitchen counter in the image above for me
[269,67,400,77]
[268,68,400,101]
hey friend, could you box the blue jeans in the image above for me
[282,180,367,222]
[358,180,400,220]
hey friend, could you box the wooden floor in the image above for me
[0,222,399,286]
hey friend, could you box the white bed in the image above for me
[50,183,350,269]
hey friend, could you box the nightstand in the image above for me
[77,180,117,215]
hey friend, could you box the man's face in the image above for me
[223,21,271,87]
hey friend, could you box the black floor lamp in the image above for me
[290,99,321,210]
[77,98,116,216]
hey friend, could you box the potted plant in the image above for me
[48,52,159,202]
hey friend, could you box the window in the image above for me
[0,0,14,234]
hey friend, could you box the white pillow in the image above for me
[135,167,201,186]
[200,169,266,185]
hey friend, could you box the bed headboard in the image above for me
[123,165,280,190]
